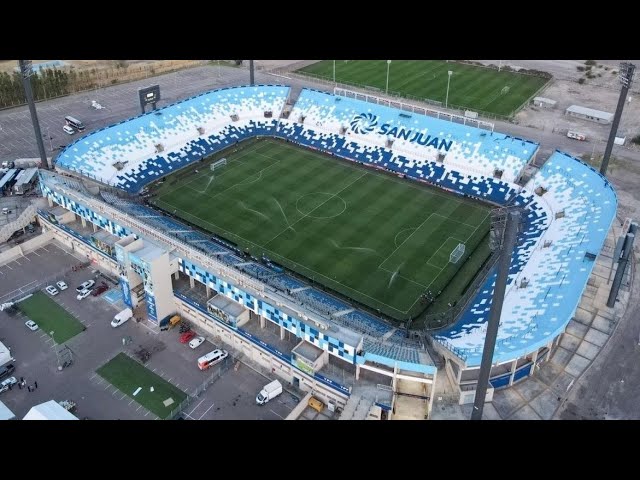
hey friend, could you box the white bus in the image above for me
[197,349,228,370]
[65,116,85,132]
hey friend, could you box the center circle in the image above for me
[296,192,347,219]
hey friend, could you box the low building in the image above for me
[532,97,556,108]
[565,105,613,124]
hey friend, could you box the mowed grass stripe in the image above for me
[297,60,548,116]
[152,139,490,318]
[18,291,85,344]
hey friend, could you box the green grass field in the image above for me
[297,60,549,117]
[18,291,85,343]
[151,139,490,320]
[97,353,188,419]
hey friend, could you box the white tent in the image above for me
[0,400,15,420]
[23,401,78,420]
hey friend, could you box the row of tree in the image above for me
[0,67,103,109]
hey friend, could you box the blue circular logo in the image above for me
[350,113,378,134]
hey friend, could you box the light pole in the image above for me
[46,126,52,152]
[386,60,392,94]
[333,60,336,83]
[445,70,453,109]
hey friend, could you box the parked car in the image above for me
[45,285,59,296]
[0,364,15,380]
[76,280,95,293]
[180,330,197,344]
[0,377,18,394]
[76,288,92,300]
[1,207,10,215]
[25,320,39,331]
[63,125,75,135]
[56,281,68,291]
[91,283,109,297]
[188,336,205,349]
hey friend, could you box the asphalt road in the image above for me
[558,267,640,420]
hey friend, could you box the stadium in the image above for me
[37,78,617,417]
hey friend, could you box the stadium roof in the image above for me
[23,400,78,420]
[0,168,17,190]
[566,105,613,121]
[14,167,38,187]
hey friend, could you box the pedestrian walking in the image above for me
[20,376,24,383]
[34,381,38,389]
[27,385,31,392]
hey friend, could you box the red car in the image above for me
[180,330,196,343]
[91,283,109,297]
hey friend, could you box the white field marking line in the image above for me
[89,373,97,380]
[198,402,216,420]
[183,412,196,420]
[269,409,284,419]
[12,259,21,266]
[120,393,127,401]
[0,270,3,275]
[128,399,135,406]
[464,211,491,242]
[263,172,367,248]
[378,213,435,271]
[21,255,31,261]
[426,236,466,269]
[4,264,12,270]
[181,159,281,202]
[378,266,429,289]
[432,212,482,230]
[155,201,408,314]
[187,398,206,416]
[401,211,492,315]
[32,250,40,256]
[157,141,272,199]
[144,411,150,417]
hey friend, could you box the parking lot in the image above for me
[0,238,298,420]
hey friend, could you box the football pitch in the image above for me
[297,60,549,117]
[151,139,490,320]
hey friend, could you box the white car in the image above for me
[56,281,68,291]
[189,336,205,349]
[76,288,92,300]
[25,320,39,331]
[45,285,59,296]
[76,280,95,293]
[63,125,75,135]
[0,377,17,394]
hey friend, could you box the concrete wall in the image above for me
[0,230,54,265]
[285,392,313,420]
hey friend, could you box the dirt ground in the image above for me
[478,60,640,143]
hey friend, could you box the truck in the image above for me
[567,131,586,141]
[256,379,283,405]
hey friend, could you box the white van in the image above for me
[111,308,133,328]
[256,379,283,405]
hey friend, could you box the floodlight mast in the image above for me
[600,62,635,176]
[18,60,49,169]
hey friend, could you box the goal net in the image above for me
[449,243,466,264]
[210,158,227,171]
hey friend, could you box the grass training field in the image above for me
[297,60,549,117]
[97,353,188,419]
[18,291,85,343]
[151,139,490,320]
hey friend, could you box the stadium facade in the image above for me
[38,84,617,414]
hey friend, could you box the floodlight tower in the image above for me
[471,207,521,420]
[600,62,635,176]
[18,60,49,170]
